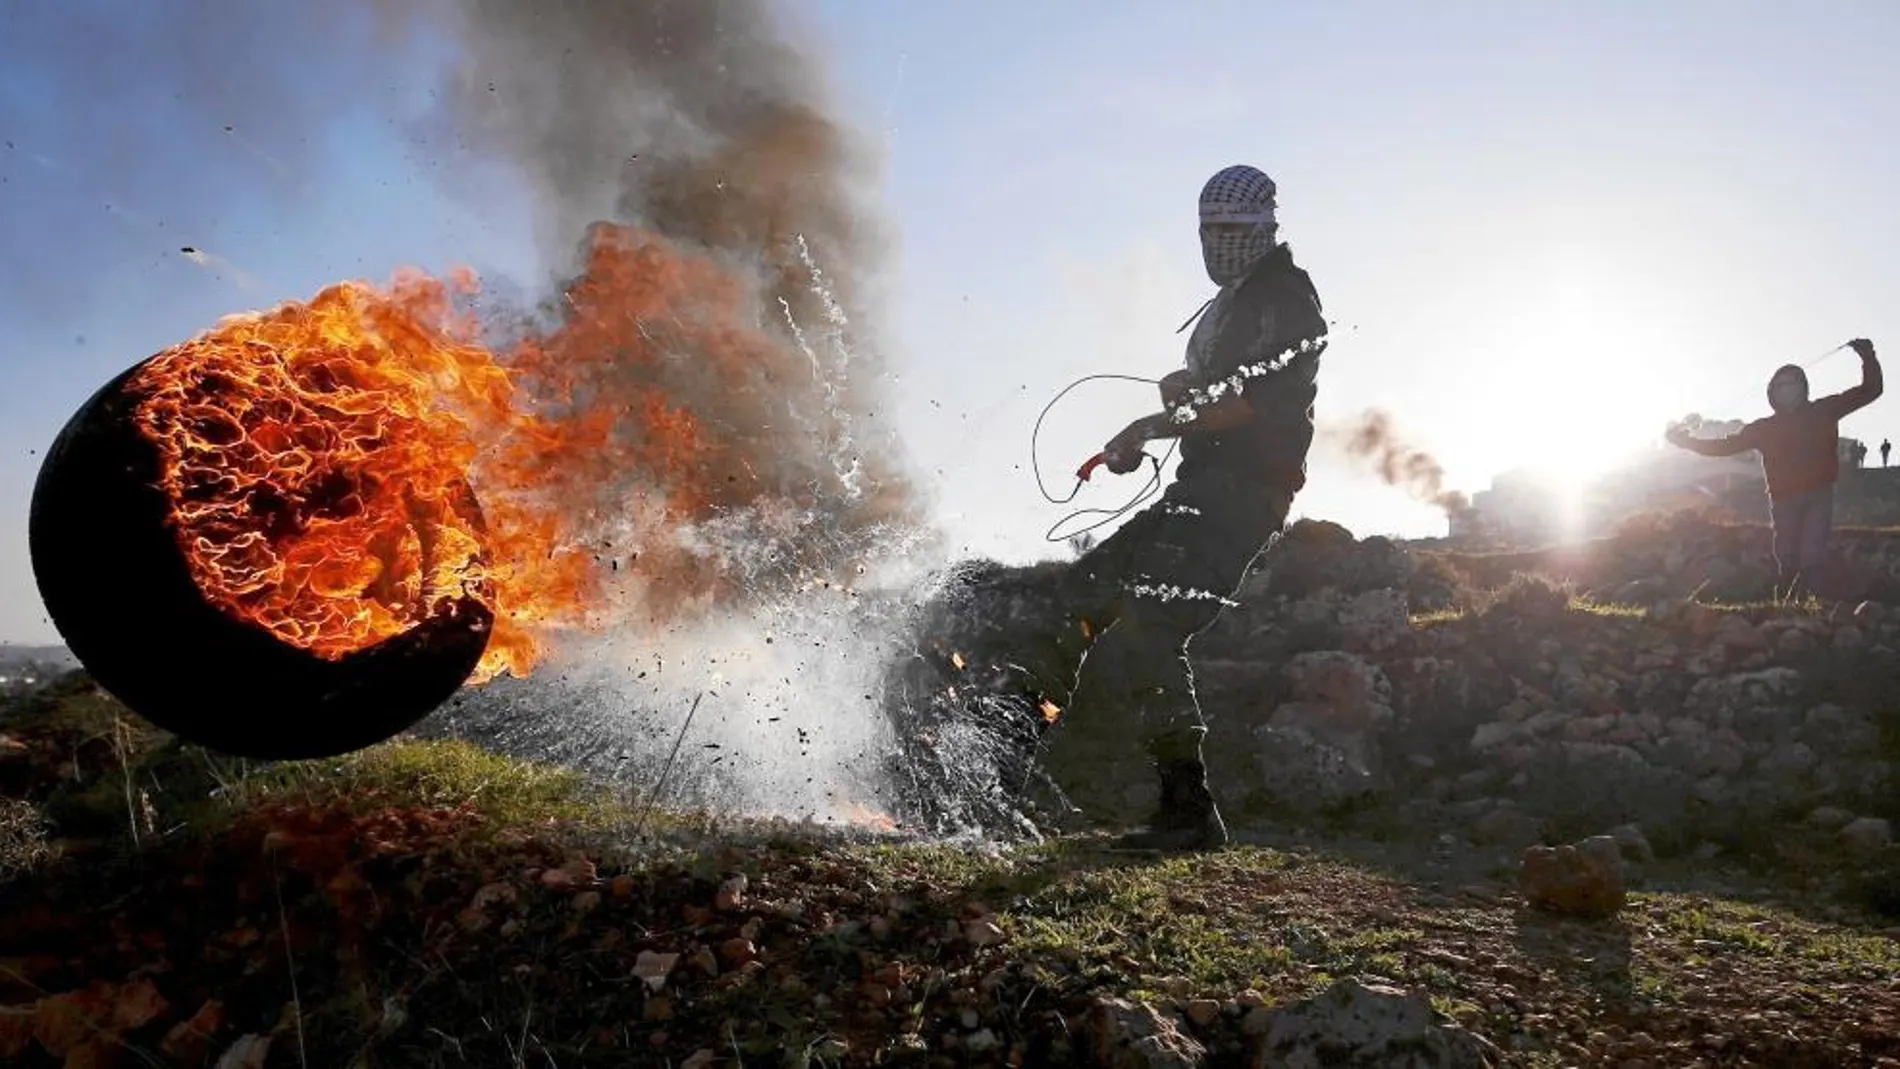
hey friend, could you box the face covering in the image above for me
[1767,365,1809,412]
[1199,164,1279,286]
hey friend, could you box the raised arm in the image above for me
[1821,338,1882,417]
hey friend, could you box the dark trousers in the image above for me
[1034,469,1293,818]
[1769,485,1834,592]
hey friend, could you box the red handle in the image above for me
[1076,452,1107,482]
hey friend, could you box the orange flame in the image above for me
[130,223,873,684]
[834,801,898,833]
[132,268,584,680]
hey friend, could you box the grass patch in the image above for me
[1698,590,1830,615]
[1408,607,1467,628]
[1646,896,1900,973]
[1661,903,1786,956]
[1409,596,1645,627]
[221,737,633,830]
[1566,596,1646,618]
[976,846,1409,999]
[0,797,52,884]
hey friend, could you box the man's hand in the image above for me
[1850,338,1877,361]
[1159,370,1195,410]
[1102,422,1150,474]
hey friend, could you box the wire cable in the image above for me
[1029,373,1176,543]
[1682,341,1855,427]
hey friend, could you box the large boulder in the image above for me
[1520,836,1627,919]
[1242,979,1498,1068]
[1087,997,1207,1069]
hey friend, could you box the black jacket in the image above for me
[1174,244,1327,492]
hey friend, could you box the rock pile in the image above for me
[1186,520,1900,861]
[894,516,1900,891]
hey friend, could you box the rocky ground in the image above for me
[1,514,1898,1067]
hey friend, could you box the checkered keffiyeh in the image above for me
[1198,165,1278,285]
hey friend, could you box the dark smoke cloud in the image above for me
[7,0,923,582]
[1327,409,1472,515]
[395,0,925,559]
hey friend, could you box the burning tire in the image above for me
[29,354,495,761]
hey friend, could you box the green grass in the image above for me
[852,845,1422,1000]
[1566,596,1647,618]
[1700,593,1830,614]
[0,797,52,884]
[6,722,1897,1065]
[1646,896,1900,973]
[1409,596,1646,627]
[225,737,633,830]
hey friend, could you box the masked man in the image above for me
[1666,339,1882,595]
[1028,164,1328,850]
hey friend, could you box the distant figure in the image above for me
[1666,339,1883,595]
[1884,438,1892,467]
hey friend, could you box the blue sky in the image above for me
[4,1,1899,643]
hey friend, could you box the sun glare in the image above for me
[1478,280,1682,490]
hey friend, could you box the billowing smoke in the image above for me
[11,1,946,826]
[1326,409,1472,515]
[370,0,939,824]
[393,0,926,603]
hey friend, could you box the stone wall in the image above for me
[1188,521,1899,857]
[887,517,1900,868]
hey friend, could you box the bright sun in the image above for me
[1465,280,1685,492]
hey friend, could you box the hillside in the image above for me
[0,514,1897,1067]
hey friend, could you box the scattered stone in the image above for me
[1472,806,1544,850]
[110,977,168,1031]
[1808,805,1857,831]
[1775,628,1814,658]
[213,1035,272,1069]
[469,882,516,911]
[633,951,680,992]
[1088,997,1207,1069]
[1337,588,1412,652]
[1244,979,1498,1068]
[1609,824,1654,864]
[1520,836,1627,919]
[965,918,1006,947]
[715,874,748,912]
[539,857,596,893]
[718,937,757,965]
[160,999,225,1064]
[1840,817,1894,855]
[1470,722,1521,752]
[1186,999,1221,1027]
